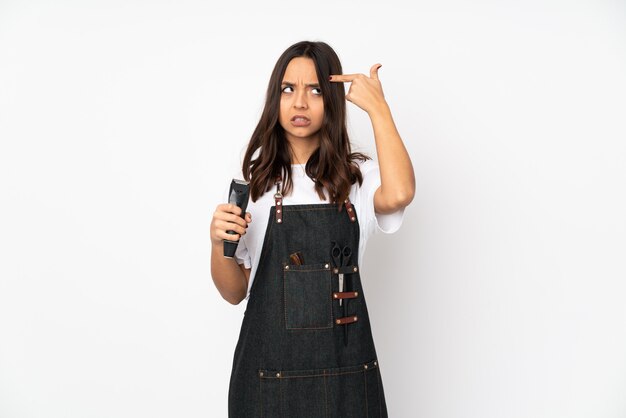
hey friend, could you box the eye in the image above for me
[311,87,322,96]
[281,86,294,93]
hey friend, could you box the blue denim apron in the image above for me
[228,178,388,417]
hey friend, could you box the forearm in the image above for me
[368,103,415,205]
[211,242,247,305]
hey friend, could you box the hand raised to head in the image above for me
[329,64,387,114]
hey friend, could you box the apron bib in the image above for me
[228,179,388,417]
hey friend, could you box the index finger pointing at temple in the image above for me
[329,74,359,82]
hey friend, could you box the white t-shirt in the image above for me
[222,159,405,300]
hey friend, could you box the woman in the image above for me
[210,40,414,417]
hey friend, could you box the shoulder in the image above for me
[352,158,380,192]
[354,157,378,173]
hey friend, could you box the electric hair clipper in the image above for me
[223,179,250,258]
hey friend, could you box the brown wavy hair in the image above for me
[241,40,371,210]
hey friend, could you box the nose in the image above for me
[293,87,308,109]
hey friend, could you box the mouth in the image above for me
[291,115,311,127]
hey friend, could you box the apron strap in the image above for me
[273,174,356,224]
[344,198,356,222]
[274,175,283,224]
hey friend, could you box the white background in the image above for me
[1,1,625,417]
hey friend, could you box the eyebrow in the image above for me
[281,81,321,88]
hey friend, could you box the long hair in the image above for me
[241,40,370,210]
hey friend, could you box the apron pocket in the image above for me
[283,262,333,330]
[258,359,382,418]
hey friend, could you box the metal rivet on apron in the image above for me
[333,294,338,299]
[348,207,353,212]
[335,319,340,324]
[353,267,358,272]
[354,292,359,297]
[333,268,339,274]
[324,263,329,269]
[277,219,282,223]
[344,199,349,203]
[284,265,289,270]
[353,316,358,321]
[277,209,281,213]
[259,371,264,377]
[277,201,281,205]
[374,361,377,366]
[276,372,281,378]
[364,364,368,370]
[351,217,356,221]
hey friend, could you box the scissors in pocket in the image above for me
[331,241,352,307]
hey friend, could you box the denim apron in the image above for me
[228,177,388,417]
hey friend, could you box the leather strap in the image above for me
[344,198,356,222]
[332,265,359,275]
[274,175,283,224]
[335,315,358,325]
[333,291,359,300]
[274,175,356,225]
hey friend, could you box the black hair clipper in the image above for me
[224,179,250,258]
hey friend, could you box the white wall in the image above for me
[1,1,625,417]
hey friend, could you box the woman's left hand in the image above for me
[330,64,388,115]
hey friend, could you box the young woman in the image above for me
[210,41,414,417]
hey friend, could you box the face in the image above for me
[278,57,324,150]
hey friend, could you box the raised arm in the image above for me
[330,64,415,214]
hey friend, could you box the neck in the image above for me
[286,134,320,165]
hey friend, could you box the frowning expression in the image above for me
[279,57,324,146]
